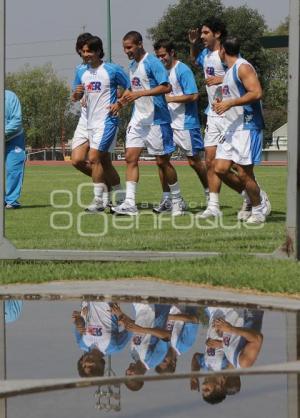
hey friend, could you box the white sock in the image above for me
[163,192,171,200]
[125,181,137,206]
[241,189,251,204]
[208,192,219,208]
[93,183,107,200]
[102,191,110,206]
[169,182,181,202]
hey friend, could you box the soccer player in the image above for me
[190,307,263,404]
[116,303,171,391]
[71,32,93,177]
[111,31,185,216]
[189,18,270,220]
[189,17,228,218]
[73,302,131,377]
[155,305,199,374]
[73,36,130,212]
[153,39,208,213]
[4,90,26,209]
[213,36,269,224]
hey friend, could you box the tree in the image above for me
[6,64,77,148]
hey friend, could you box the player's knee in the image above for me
[214,163,228,177]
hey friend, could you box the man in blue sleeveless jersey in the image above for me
[73,36,130,212]
[153,39,208,213]
[111,31,186,216]
[5,90,26,209]
[213,37,270,224]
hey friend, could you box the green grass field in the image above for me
[5,164,286,253]
[3,163,299,294]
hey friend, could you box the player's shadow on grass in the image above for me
[20,204,52,209]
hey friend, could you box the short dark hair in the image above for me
[203,388,227,404]
[202,17,227,38]
[77,353,105,377]
[76,32,93,55]
[153,39,175,54]
[221,36,241,56]
[124,379,144,391]
[85,36,105,59]
[123,31,143,44]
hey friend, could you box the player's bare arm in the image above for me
[72,84,84,102]
[125,322,171,340]
[205,75,224,86]
[190,352,201,391]
[206,338,223,349]
[167,312,199,323]
[123,83,171,103]
[166,93,199,104]
[213,64,262,115]
[188,29,201,64]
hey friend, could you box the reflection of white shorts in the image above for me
[173,128,204,157]
[126,123,175,156]
[216,129,263,165]
[72,117,89,150]
[204,115,225,147]
[88,124,118,152]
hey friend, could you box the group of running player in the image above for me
[71,16,271,224]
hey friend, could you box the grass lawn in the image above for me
[5,164,286,253]
[1,163,299,294]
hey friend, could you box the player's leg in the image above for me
[5,134,26,209]
[152,165,172,214]
[85,124,118,212]
[112,124,144,215]
[198,116,223,218]
[71,141,91,176]
[150,124,185,216]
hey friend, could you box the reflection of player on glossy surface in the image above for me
[72,302,131,377]
[190,308,263,404]
[116,303,171,391]
[156,305,199,374]
[72,36,129,213]
[111,31,186,217]
[4,300,23,323]
[153,39,208,213]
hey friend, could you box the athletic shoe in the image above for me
[237,199,252,221]
[153,198,172,214]
[111,202,138,216]
[196,206,222,219]
[5,204,21,209]
[261,190,271,216]
[85,197,105,213]
[171,198,187,216]
[245,212,266,225]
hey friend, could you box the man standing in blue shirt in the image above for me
[5,90,26,209]
[154,39,208,212]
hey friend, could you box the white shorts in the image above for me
[88,124,118,152]
[173,128,204,157]
[72,118,89,150]
[204,115,225,147]
[126,123,175,155]
[216,129,263,165]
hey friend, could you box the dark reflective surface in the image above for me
[2,300,298,417]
